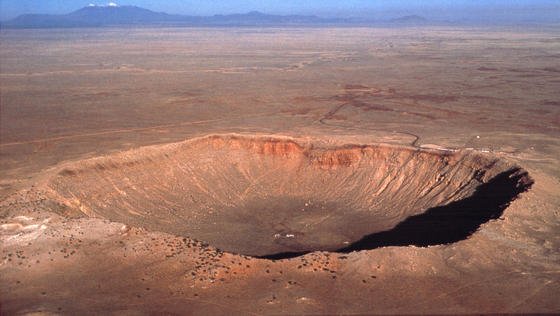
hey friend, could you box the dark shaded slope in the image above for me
[262,168,532,260]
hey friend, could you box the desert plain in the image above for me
[1,26,559,314]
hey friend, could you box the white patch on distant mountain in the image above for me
[87,2,119,7]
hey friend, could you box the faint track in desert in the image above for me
[315,85,442,147]
[0,112,279,148]
[318,101,422,148]
[408,269,560,312]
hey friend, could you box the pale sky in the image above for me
[1,0,559,22]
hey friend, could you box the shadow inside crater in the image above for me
[260,168,533,260]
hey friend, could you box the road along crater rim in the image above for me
[39,134,533,259]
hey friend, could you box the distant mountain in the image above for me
[65,5,185,24]
[0,5,430,28]
[2,5,192,28]
[389,15,429,24]
[204,11,328,25]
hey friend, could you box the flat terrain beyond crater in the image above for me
[45,135,532,258]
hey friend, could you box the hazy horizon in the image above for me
[1,0,559,23]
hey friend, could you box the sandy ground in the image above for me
[1,27,559,314]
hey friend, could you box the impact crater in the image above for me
[43,135,532,258]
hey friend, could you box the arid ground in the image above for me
[1,27,559,314]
